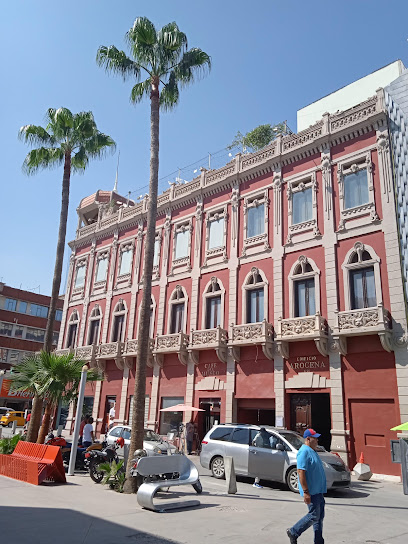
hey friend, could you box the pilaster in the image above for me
[118,367,129,424]
[58,253,76,349]
[101,233,118,343]
[92,380,103,436]
[147,362,161,430]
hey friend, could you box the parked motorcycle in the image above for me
[45,433,104,471]
[86,437,124,483]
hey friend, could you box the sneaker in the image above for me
[286,529,297,544]
[253,482,263,489]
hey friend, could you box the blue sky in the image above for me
[1,1,408,295]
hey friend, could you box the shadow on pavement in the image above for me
[0,506,183,544]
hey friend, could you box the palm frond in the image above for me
[160,72,179,111]
[18,124,53,146]
[22,147,64,175]
[173,48,211,87]
[157,22,187,51]
[45,108,74,141]
[127,17,157,46]
[130,78,152,104]
[96,45,140,81]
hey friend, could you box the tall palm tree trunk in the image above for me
[37,401,54,444]
[124,79,160,493]
[44,152,71,353]
[29,154,71,444]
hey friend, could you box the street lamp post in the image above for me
[67,364,88,476]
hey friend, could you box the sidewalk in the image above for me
[0,463,407,544]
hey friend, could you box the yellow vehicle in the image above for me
[0,411,26,427]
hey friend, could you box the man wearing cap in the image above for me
[287,428,327,544]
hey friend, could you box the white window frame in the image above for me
[94,250,109,286]
[66,310,80,348]
[242,190,270,256]
[117,240,134,280]
[87,304,102,345]
[201,277,226,329]
[242,267,269,324]
[288,255,320,318]
[73,257,87,293]
[167,285,188,334]
[204,206,228,265]
[171,219,193,274]
[337,150,378,231]
[342,241,382,311]
[153,232,162,280]
[110,299,127,342]
[286,171,319,244]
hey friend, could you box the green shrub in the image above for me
[99,459,126,493]
[0,434,21,454]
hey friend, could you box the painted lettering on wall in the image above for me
[201,363,220,377]
[289,356,327,371]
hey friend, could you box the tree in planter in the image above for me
[97,17,211,493]
[228,122,289,153]
[19,108,115,442]
[10,351,100,444]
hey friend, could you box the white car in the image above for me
[106,425,177,456]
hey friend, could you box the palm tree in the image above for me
[19,108,115,442]
[10,351,100,444]
[97,17,211,492]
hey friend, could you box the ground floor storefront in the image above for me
[65,335,403,476]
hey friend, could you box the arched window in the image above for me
[242,267,268,324]
[111,300,127,342]
[66,310,79,348]
[289,256,320,318]
[88,305,101,345]
[203,277,225,329]
[342,242,381,310]
[168,286,187,334]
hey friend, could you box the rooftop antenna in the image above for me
[113,151,120,192]
[126,191,131,206]
[208,152,211,169]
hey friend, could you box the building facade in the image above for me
[0,282,63,409]
[57,87,408,476]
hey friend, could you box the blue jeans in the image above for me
[290,493,325,544]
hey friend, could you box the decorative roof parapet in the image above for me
[73,92,384,245]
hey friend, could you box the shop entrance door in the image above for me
[198,398,221,439]
[290,393,331,450]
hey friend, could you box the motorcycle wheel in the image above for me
[89,458,105,484]
[192,479,203,494]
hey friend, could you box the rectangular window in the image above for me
[247,288,264,323]
[112,315,125,342]
[52,332,59,345]
[6,299,17,312]
[175,229,189,260]
[66,324,77,348]
[9,350,20,365]
[0,322,13,336]
[74,265,86,288]
[26,327,45,342]
[18,301,28,314]
[206,296,221,329]
[247,204,265,238]
[153,239,160,267]
[209,217,224,249]
[350,267,376,309]
[96,257,108,282]
[89,320,100,345]
[159,396,184,435]
[55,309,63,321]
[170,303,184,334]
[293,188,313,224]
[0,348,9,363]
[30,304,48,318]
[294,278,316,317]
[14,326,24,338]
[119,249,132,276]
[344,169,369,209]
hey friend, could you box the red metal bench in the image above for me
[0,441,66,485]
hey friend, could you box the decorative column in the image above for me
[78,242,96,347]
[147,362,161,430]
[128,222,144,342]
[101,233,119,343]
[118,366,130,424]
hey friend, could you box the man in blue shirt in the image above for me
[287,428,327,544]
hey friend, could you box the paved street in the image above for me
[0,456,407,544]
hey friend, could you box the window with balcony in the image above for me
[203,278,224,329]
[344,168,369,210]
[74,264,86,288]
[168,286,187,334]
[88,305,101,345]
[66,311,79,348]
[294,278,316,317]
[289,256,320,318]
[292,187,313,224]
[243,268,267,324]
[95,255,108,283]
[350,267,376,309]
[111,300,126,342]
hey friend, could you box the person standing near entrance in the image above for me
[287,429,327,544]
[82,416,95,448]
[108,402,116,431]
[186,419,195,455]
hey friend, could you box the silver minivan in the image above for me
[200,424,351,493]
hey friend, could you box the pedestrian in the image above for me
[251,427,272,488]
[24,411,31,431]
[108,402,116,430]
[186,419,195,455]
[287,428,327,544]
[79,414,89,446]
[82,416,95,448]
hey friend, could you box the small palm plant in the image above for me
[0,434,22,455]
[100,459,126,492]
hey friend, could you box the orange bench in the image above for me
[0,441,66,485]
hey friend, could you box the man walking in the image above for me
[287,429,327,544]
